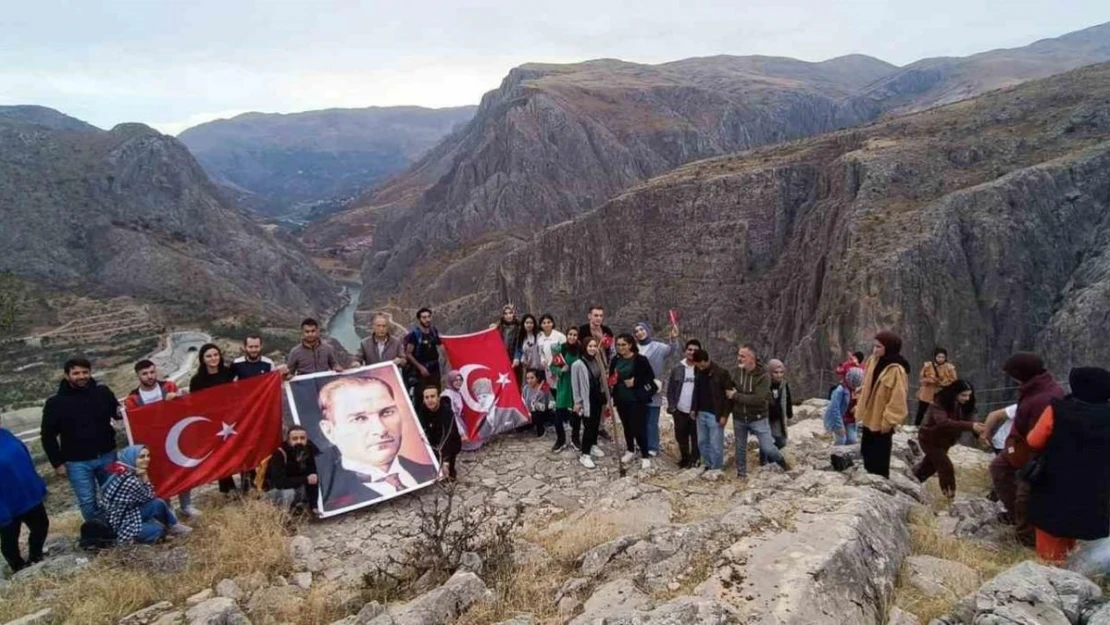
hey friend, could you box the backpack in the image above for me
[830,452,855,472]
[253,448,286,492]
[79,516,117,550]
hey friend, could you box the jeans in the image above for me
[834,423,859,446]
[672,410,700,465]
[1,503,49,571]
[615,400,650,459]
[137,499,178,544]
[66,450,117,521]
[734,418,783,476]
[696,411,724,470]
[267,485,316,510]
[760,434,788,465]
[645,405,661,453]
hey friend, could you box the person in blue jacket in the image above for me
[0,424,49,572]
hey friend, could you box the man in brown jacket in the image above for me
[726,345,790,477]
[355,314,406,368]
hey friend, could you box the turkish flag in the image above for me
[124,372,283,499]
[441,328,530,442]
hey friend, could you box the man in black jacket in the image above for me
[264,426,320,512]
[40,357,122,521]
[691,349,734,478]
[666,339,702,468]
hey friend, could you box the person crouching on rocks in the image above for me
[913,380,985,500]
[261,426,320,513]
[825,367,864,445]
[418,386,462,481]
[856,331,910,478]
[1,420,49,573]
[101,445,192,544]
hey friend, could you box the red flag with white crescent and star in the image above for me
[441,328,531,442]
[123,371,283,499]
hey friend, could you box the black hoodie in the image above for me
[265,440,320,490]
[41,378,121,467]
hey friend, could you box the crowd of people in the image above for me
[1,304,1107,573]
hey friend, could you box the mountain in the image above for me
[178,106,477,216]
[488,63,1110,394]
[862,21,1110,114]
[0,108,339,323]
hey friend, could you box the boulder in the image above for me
[184,598,251,625]
[457,551,482,574]
[1088,602,1110,625]
[245,586,305,616]
[293,572,312,590]
[904,555,979,600]
[119,601,176,625]
[11,554,90,581]
[215,579,244,601]
[288,535,322,572]
[946,561,1102,624]
[388,571,490,625]
[888,607,921,625]
[569,578,651,625]
[186,589,214,606]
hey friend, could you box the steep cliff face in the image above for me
[347,55,898,312]
[0,110,339,323]
[178,105,477,216]
[488,64,1110,394]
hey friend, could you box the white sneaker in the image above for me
[648,450,658,457]
[640,458,651,470]
[180,506,202,518]
[590,447,605,458]
[621,451,636,463]
[579,454,596,469]
[168,523,193,536]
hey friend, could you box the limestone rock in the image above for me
[184,598,251,625]
[569,578,651,625]
[288,535,322,572]
[215,579,244,601]
[119,601,176,625]
[186,589,214,606]
[11,554,90,581]
[292,572,313,590]
[457,551,482,574]
[246,586,305,616]
[493,615,535,625]
[904,555,979,601]
[354,601,386,624]
[151,612,184,625]
[388,571,490,625]
[2,608,52,625]
[949,560,1102,624]
[888,607,922,625]
[1087,602,1110,625]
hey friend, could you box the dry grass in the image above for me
[529,520,624,568]
[453,561,562,625]
[0,498,295,625]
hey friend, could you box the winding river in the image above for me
[327,286,363,353]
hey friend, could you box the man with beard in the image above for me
[232,334,281,379]
[405,308,442,395]
[316,376,437,510]
[263,426,320,512]
[287,318,342,377]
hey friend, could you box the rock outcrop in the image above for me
[933,560,1104,625]
[0,109,339,323]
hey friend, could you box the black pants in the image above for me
[615,400,650,458]
[673,410,700,464]
[560,408,581,445]
[861,427,894,478]
[914,400,931,426]
[581,404,601,455]
[531,409,552,435]
[1,503,48,572]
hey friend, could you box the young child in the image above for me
[522,369,554,438]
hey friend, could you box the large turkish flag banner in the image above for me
[124,372,283,499]
[441,328,530,442]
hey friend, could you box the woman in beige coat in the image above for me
[856,331,910,478]
[914,347,958,425]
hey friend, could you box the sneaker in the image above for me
[180,506,202,518]
[535,429,545,438]
[569,439,580,451]
[678,459,690,469]
[168,523,193,536]
[579,455,596,469]
[621,451,636,463]
[648,450,658,457]
[590,447,605,458]
[640,458,651,470]
[552,441,566,453]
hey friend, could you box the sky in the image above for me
[1,1,1106,135]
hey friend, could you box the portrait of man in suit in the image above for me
[288,365,439,516]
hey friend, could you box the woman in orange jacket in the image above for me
[914,348,957,426]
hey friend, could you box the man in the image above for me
[762,359,793,465]
[405,308,442,394]
[262,426,320,513]
[231,334,277,379]
[690,349,733,479]
[356,313,406,368]
[726,345,790,477]
[667,339,702,468]
[287,318,342,376]
[633,320,680,457]
[317,376,438,509]
[40,357,122,521]
[123,360,200,517]
[989,352,1063,546]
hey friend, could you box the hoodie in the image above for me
[41,377,121,467]
[0,428,47,526]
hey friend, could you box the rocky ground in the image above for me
[2,400,1106,625]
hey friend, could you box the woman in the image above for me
[609,333,656,470]
[913,380,985,500]
[101,445,191,543]
[550,327,582,451]
[493,305,522,373]
[915,348,958,426]
[633,321,675,457]
[825,367,864,445]
[442,370,480,452]
[418,386,462,481]
[536,314,567,385]
[571,337,606,469]
[1027,367,1110,562]
[516,314,543,374]
[1,423,49,572]
[190,343,238,496]
[855,331,910,478]
[764,359,793,462]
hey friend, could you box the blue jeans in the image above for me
[136,499,178,544]
[734,418,783,476]
[66,450,117,521]
[835,423,859,446]
[645,405,661,453]
[696,411,725,470]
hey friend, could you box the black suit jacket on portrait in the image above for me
[319,448,438,511]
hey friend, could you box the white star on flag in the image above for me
[217,421,238,441]
[496,373,511,388]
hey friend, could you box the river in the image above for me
[327,286,363,353]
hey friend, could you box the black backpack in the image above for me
[79,516,117,550]
[830,453,855,472]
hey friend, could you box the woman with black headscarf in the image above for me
[915,347,958,425]
[914,380,985,499]
[855,331,910,478]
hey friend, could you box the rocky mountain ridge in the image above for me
[0,109,339,324]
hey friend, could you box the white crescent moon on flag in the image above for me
[458,364,493,413]
[166,416,214,468]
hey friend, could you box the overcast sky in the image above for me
[2,1,1106,135]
